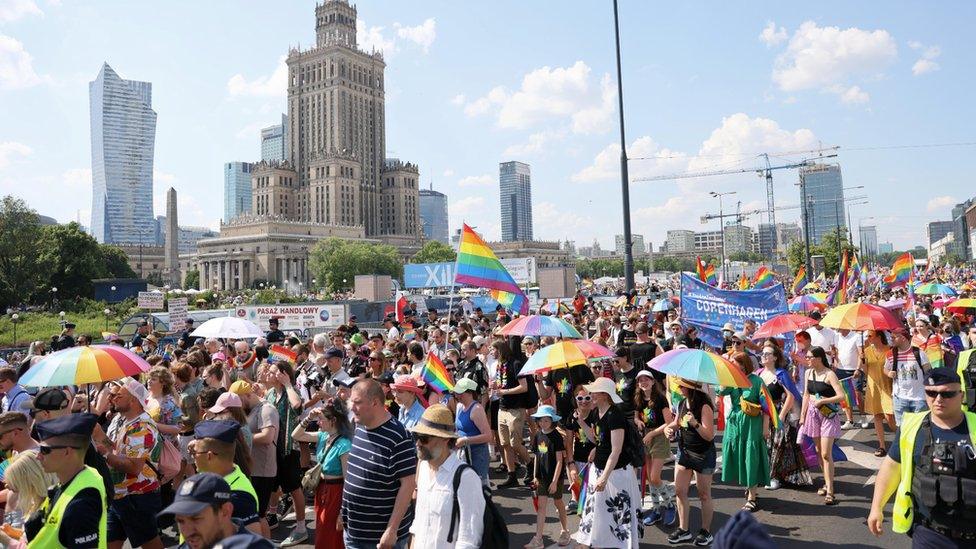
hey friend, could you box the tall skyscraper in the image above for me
[927,220,954,246]
[800,164,845,245]
[499,161,533,242]
[860,225,878,257]
[419,186,449,244]
[223,162,253,222]
[90,63,157,244]
[260,114,288,162]
[615,234,645,256]
[951,197,975,259]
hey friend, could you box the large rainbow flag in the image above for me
[753,266,775,289]
[884,252,914,288]
[704,264,718,286]
[759,384,781,431]
[696,256,708,283]
[791,266,807,295]
[420,352,455,393]
[454,224,529,314]
[738,272,750,290]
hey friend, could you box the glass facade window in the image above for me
[419,188,449,244]
[800,164,845,245]
[224,162,254,222]
[499,161,533,242]
[260,114,289,162]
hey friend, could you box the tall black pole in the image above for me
[612,0,634,292]
[801,179,813,278]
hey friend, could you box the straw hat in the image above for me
[409,404,458,439]
[675,378,703,391]
[582,377,623,404]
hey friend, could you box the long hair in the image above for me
[5,453,53,516]
[322,399,354,440]
[762,342,787,370]
[633,374,666,410]
[684,385,714,423]
[808,346,830,369]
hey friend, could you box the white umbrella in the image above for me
[189,317,264,339]
[184,288,200,294]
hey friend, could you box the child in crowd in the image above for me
[526,405,571,548]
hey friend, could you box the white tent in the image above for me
[189,317,264,339]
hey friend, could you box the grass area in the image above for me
[0,312,120,348]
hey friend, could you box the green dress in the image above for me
[719,373,771,487]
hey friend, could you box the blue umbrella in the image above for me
[651,299,675,313]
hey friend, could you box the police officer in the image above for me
[189,420,261,535]
[956,346,976,411]
[159,473,273,549]
[266,318,285,344]
[131,319,150,349]
[179,317,196,348]
[868,368,976,547]
[27,413,107,548]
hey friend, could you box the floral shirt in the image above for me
[147,395,182,441]
[106,412,160,499]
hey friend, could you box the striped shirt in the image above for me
[341,417,417,543]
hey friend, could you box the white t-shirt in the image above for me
[409,453,485,549]
[885,346,930,402]
[835,331,862,371]
[806,327,837,354]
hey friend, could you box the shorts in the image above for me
[802,403,841,439]
[497,407,526,447]
[107,491,162,546]
[274,450,303,494]
[676,446,716,475]
[252,476,276,517]
[894,397,928,427]
[489,399,500,431]
[645,433,671,460]
[535,478,564,499]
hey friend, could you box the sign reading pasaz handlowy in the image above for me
[679,272,787,348]
[235,305,345,331]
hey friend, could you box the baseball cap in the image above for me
[208,392,243,414]
[26,388,69,413]
[158,473,232,517]
[229,380,252,395]
[119,377,148,405]
[452,377,479,394]
[325,347,345,359]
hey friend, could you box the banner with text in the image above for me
[137,291,164,311]
[235,304,345,331]
[404,258,536,288]
[168,298,188,331]
[680,272,787,348]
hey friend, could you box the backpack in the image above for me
[891,346,924,372]
[622,414,646,469]
[448,464,509,549]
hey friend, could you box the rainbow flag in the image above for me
[753,266,775,289]
[825,275,843,306]
[269,344,296,364]
[848,254,862,291]
[759,384,781,431]
[920,335,945,369]
[839,376,862,410]
[455,224,529,314]
[791,266,807,295]
[576,464,589,514]
[420,352,455,393]
[886,252,914,288]
[738,272,750,290]
[696,256,708,282]
[704,264,718,286]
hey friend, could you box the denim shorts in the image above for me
[893,397,927,426]
[676,446,716,475]
[107,491,162,546]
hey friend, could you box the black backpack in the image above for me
[447,464,509,549]
[623,414,647,469]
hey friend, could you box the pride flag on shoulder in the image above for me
[455,224,529,314]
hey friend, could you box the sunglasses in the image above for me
[731,340,742,345]
[413,434,432,444]
[925,390,960,400]
[575,395,592,402]
[39,445,78,455]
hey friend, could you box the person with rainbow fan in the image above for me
[757,341,811,490]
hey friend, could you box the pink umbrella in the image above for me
[752,313,819,339]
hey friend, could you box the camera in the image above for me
[932,442,956,475]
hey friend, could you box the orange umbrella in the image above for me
[820,303,903,332]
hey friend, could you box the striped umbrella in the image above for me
[913,282,957,296]
[788,295,827,313]
[518,340,614,376]
[19,345,151,387]
[753,313,818,339]
[819,303,903,332]
[946,298,976,312]
[497,315,583,338]
[647,348,751,388]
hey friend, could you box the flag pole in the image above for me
[447,223,462,320]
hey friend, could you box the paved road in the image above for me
[257,422,910,548]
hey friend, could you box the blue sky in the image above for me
[1,0,974,251]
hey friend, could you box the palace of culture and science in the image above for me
[189,1,422,292]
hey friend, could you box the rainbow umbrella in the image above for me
[946,298,976,312]
[497,315,583,338]
[819,302,903,332]
[19,345,152,387]
[913,282,957,296]
[647,348,751,388]
[651,299,675,313]
[518,340,614,376]
[788,295,827,313]
[753,313,818,339]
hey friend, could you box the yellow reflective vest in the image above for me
[28,466,107,549]
[957,349,976,411]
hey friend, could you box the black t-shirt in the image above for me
[592,406,628,471]
[630,342,658,378]
[888,419,972,463]
[545,364,595,425]
[230,489,259,526]
[615,367,641,419]
[266,329,285,343]
[532,429,566,483]
[617,329,637,348]
[566,415,596,463]
[638,391,669,431]
[457,358,489,394]
[499,359,525,410]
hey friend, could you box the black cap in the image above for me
[137,319,149,327]
[193,420,241,443]
[349,315,357,321]
[269,318,279,325]
[924,369,961,387]
[158,473,232,517]
[35,413,98,442]
[325,347,345,359]
[377,371,395,384]
[404,309,415,317]
[332,377,357,389]
[64,322,76,329]
[27,388,69,412]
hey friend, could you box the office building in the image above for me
[757,223,777,258]
[776,222,802,251]
[724,224,754,255]
[260,114,288,162]
[951,197,975,259]
[879,242,894,254]
[499,161,533,242]
[694,230,723,253]
[859,225,878,257]
[799,163,845,245]
[89,63,157,245]
[419,186,449,244]
[666,230,696,253]
[927,221,954,246]
[224,162,253,222]
[615,233,646,257]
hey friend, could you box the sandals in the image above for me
[742,499,759,512]
[824,493,837,505]
[817,486,828,496]
[874,447,887,457]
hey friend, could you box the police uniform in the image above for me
[888,369,976,546]
[159,473,272,549]
[957,348,976,411]
[27,413,107,549]
[194,421,260,528]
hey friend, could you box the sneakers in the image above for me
[694,529,714,546]
[265,514,279,531]
[840,420,855,430]
[860,419,872,429]
[567,501,577,515]
[280,528,308,547]
[668,528,693,544]
[524,535,545,549]
[557,529,572,546]
[277,493,294,517]
[767,479,781,491]
[642,509,661,526]
[663,505,677,526]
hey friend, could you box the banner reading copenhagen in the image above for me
[680,272,788,348]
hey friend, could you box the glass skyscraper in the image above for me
[224,162,253,222]
[419,187,449,244]
[799,163,845,245]
[90,63,157,245]
[499,161,533,242]
[260,114,288,163]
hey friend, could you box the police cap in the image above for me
[193,419,241,443]
[158,473,232,517]
[924,368,961,387]
[35,412,98,442]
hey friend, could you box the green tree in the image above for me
[786,227,858,277]
[308,238,403,292]
[37,222,109,300]
[145,272,164,287]
[410,240,456,264]
[653,256,682,273]
[183,269,200,290]
[0,196,48,308]
[99,245,137,278]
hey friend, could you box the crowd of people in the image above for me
[0,265,974,548]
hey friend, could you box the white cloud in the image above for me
[909,42,941,76]
[442,169,455,177]
[759,21,787,47]
[61,168,91,188]
[395,18,436,53]
[0,0,42,23]
[926,195,956,213]
[0,34,42,90]
[771,21,897,104]
[0,141,30,168]
[457,174,493,187]
[534,201,593,239]
[502,130,562,158]
[226,55,287,98]
[450,94,465,106]
[356,20,396,55]
[572,136,685,183]
[462,61,614,134]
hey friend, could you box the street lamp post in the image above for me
[51,287,58,311]
[11,313,19,346]
[611,0,634,292]
[104,308,111,332]
[710,191,736,283]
